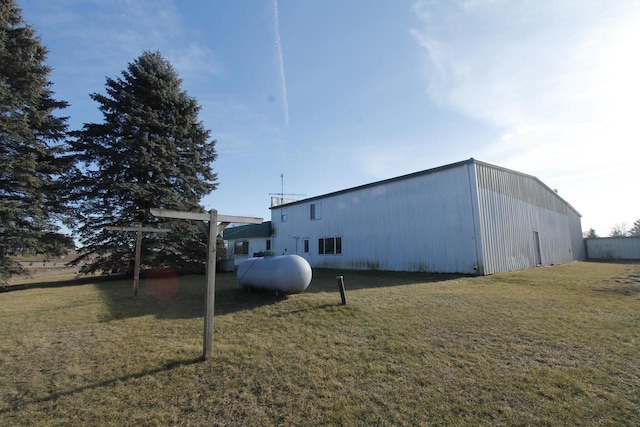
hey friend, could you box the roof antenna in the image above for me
[269,173,306,206]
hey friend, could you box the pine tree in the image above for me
[629,219,640,237]
[583,228,598,239]
[68,51,217,274]
[0,1,70,283]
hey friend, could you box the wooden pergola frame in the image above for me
[148,208,262,359]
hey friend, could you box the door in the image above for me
[533,231,542,266]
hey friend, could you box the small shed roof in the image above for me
[222,221,272,240]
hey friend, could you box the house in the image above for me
[264,158,585,275]
[221,221,273,267]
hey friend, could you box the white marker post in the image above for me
[148,208,262,359]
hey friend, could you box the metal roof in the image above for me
[269,158,581,217]
[222,221,272,240]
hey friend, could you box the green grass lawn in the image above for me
[1,262,639,425]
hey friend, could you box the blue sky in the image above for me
[20,0,640,236]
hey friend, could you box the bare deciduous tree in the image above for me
[609,222,628,237]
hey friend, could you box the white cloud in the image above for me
[168,43,220,83]
[411,0,640,234]
[35,0,219,86]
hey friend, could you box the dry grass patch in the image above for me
[1,262,639,425]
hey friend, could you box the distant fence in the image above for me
[585,237,640,261]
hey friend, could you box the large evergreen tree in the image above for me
[0,1,70,283]
[68,51,217,274]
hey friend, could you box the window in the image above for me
[280,208,288,222]
[318,237,342,255]
[266,240,271,251]
[303,239,309,253]
[310,202,322,220]
[234,240,249,255]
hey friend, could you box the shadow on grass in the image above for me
[91,270,291,321]
[1,274,126,293]
[6,267,465,321]
[307,268,465,293]
[0,356,203,416]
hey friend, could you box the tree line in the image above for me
[1,1,217,283]
[584,219,640,239]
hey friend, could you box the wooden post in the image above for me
[104,226,170,297]
[133,230,143,296]
[336,275,347,305]
[147,208,261,359]
[203,209,218,359]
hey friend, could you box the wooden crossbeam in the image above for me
[148,208,261,225]
[105,226,170,233]
[149,208,209,221]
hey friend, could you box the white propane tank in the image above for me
[237,255,312,293]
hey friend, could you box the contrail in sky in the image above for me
[273,0,290,127]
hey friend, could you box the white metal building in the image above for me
[268,159,585,275]
[585,237,640,261]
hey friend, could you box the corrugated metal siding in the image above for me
[568,214,586,261]
[271,160,583,275]
[466,164,485,274]
[272,164,480,274]
[586,237,640,260]
[476,163,574,214]
[475,163,583,274]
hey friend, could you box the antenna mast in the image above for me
[269,173,306,206]
[280,173,284,198]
